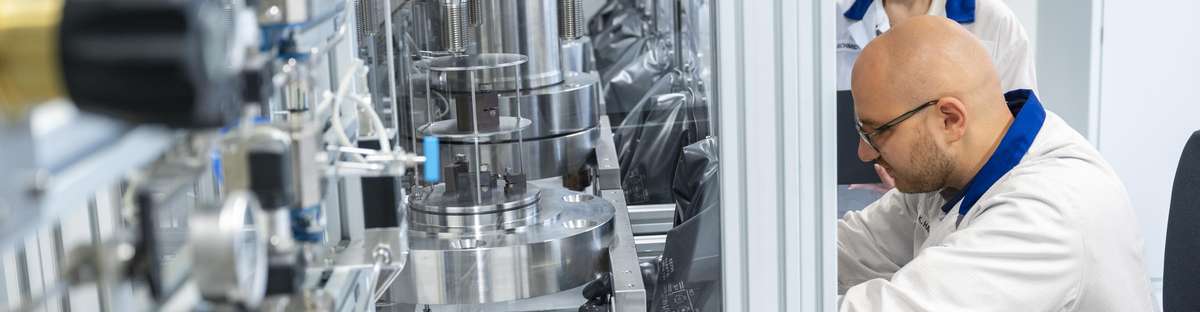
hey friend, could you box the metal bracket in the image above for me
[601,189,648,312]
[595,117,622,191]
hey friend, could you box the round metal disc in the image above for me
[420,53,528,72]
[409,183,541,215]
[390,187,614,305]
[417,116,533,140]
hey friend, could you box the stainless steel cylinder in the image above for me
[406,72,600,179]
[472,0,563,90]
[559,37,595,73]
[281,60,311,112]
[409,184,541,215]
[422,126,598,180]
[410,200,541,231]
[434,71,599,139]
[496,72,599,138]
[389,186,614,304]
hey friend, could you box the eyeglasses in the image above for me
[855,99,937,159]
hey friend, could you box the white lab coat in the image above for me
[836,0,1038,92]
[837,108,1157,311]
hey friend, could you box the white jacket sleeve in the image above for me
[837,190,921,294]
[994,7,1038,92]
[838,188,1084,311]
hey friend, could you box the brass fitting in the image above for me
[0,0,66,120]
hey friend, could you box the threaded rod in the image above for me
[441,0,470,53]
[558,0,584,40]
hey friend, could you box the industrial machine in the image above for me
[0,0,715,310]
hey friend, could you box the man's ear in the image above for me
[936,97,968,142]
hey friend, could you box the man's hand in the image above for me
[874,163,896,189]
[847,164,896,193]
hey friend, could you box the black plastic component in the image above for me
[562,159,594,192]
[241,57,274,104]
[479,172,497,189]
[443,156,470,193]
[132,190,165,299]
[503,171,527,196]
[358,139,402,229]
[59,0,242,128]
[582,272,613,301]
[248,151,295,209]
[127,162,208,301]
[579,272,614,311]
[265,265,299,295]
[444,158,497,202]
[578,302,610,312]
[362,176,401,229]
[1164,130,1200,312]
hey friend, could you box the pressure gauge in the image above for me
[190,191,269,308]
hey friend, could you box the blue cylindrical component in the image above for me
[423,136,440,182]
[211,150,223,184]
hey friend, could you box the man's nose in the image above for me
[858,139,879,163]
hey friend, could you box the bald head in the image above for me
[850,15,1016,192]
[852,15,1004,123]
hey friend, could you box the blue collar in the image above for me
[843,0,976,23]
[940,89,1046,221]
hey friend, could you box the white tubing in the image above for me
[323,59,369,162]
[322,59,405,165]
[326,91,364,162]
[345,94,393,153]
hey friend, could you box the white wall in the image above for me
[1035,1,1102,141]
[1098,0,1200,285]
[1004,0,1102,141]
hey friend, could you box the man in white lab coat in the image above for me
[836,0,1036,205]
[838,16,1156,311]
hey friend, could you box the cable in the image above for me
[320,58,404,163]
[316,58,363,125]
[343,94,392,153]
[319,59,368,162]
[326,92,366,162]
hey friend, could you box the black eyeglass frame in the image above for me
[855,99,938,158]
